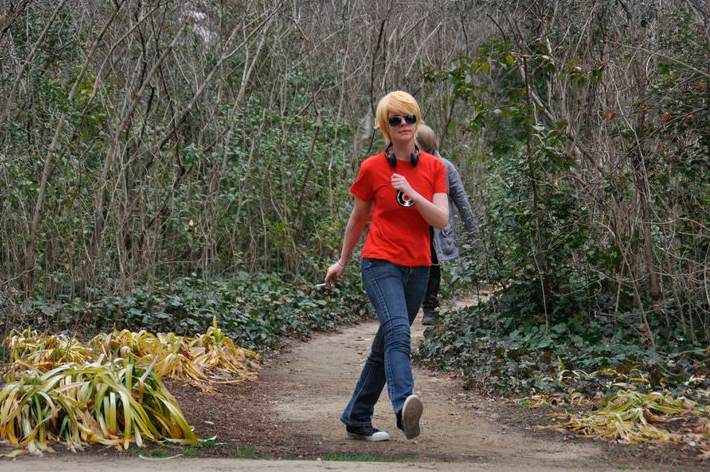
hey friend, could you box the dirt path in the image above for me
[251,316,676,471]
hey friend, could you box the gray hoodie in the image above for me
[432,150,479,262]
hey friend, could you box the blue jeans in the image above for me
[340,258,429,427]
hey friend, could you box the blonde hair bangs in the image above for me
[375,91,421,143]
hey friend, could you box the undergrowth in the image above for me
[0,273,371,358]
[417,294,710,400]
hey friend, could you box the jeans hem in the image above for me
[339,417,372,428]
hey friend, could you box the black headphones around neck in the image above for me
[384,142,420,168]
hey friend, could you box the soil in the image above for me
[3,306,708,471]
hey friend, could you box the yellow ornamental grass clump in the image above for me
[89,321,261,387]
[189,317,261,381]
[5,318,261,386]
[0,361,198,456]
[152,332,212,385]
[546,390,710,453]
[6,329,91,371]
[1,319,260,454]
[90,329,161,360]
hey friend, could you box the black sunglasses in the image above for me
[388,114,417,127]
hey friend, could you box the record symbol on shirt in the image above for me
[396,191,415,207]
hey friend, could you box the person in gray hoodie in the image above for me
[416,124,479,325]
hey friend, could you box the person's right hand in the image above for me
[391,173,418,199]
[324,261,346,289]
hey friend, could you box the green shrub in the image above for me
[1,273,371,355]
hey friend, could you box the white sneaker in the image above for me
[401,395,423,439]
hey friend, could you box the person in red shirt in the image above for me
[324,91,449,441]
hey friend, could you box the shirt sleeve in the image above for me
[349,160,373,201]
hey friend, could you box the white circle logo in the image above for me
[396,191,414,207]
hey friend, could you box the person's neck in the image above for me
[390,142,416,161]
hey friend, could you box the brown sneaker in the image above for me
[400,395,423,439]
[421,312,435,325]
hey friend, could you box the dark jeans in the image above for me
[340,258,429,427]
[422,229,440,314]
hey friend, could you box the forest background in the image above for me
[1,0,710,408]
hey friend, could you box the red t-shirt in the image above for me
[350,151,447,266]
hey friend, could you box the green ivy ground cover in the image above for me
[0,273,371,357]
[418,294,710,400]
